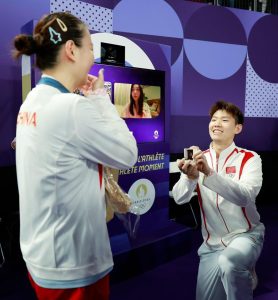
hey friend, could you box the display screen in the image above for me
[89,64,165,143]
[114,83,161,119]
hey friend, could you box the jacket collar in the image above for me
[209,142,237,160]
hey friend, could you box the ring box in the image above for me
[184,148,193,160]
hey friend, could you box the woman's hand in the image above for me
[74,69,104,96]
[74,74,95,96]
[91,68,104,91]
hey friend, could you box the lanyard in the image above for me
[38,77,70,93]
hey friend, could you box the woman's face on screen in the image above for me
[131,84,141,102]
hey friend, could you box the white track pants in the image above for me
[196,225,264,300]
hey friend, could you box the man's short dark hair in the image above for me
[209,100,244,125]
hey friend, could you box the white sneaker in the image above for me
[251,268,258,290]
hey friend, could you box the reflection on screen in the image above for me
[114,83,161,119]
[104,81,112,99]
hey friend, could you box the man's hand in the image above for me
[193,150,211,176]
[177,158,199,180]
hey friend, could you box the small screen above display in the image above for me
[100,42,125,66]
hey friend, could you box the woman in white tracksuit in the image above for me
[173,101,264,300]
[13,12,137,300]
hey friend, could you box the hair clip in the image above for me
[48,26,62,44]
[56,18,67,32]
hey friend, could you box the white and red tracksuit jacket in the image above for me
[16,79,138,287]
[172,142,264,249]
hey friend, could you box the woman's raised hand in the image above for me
[74,69,104,96]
